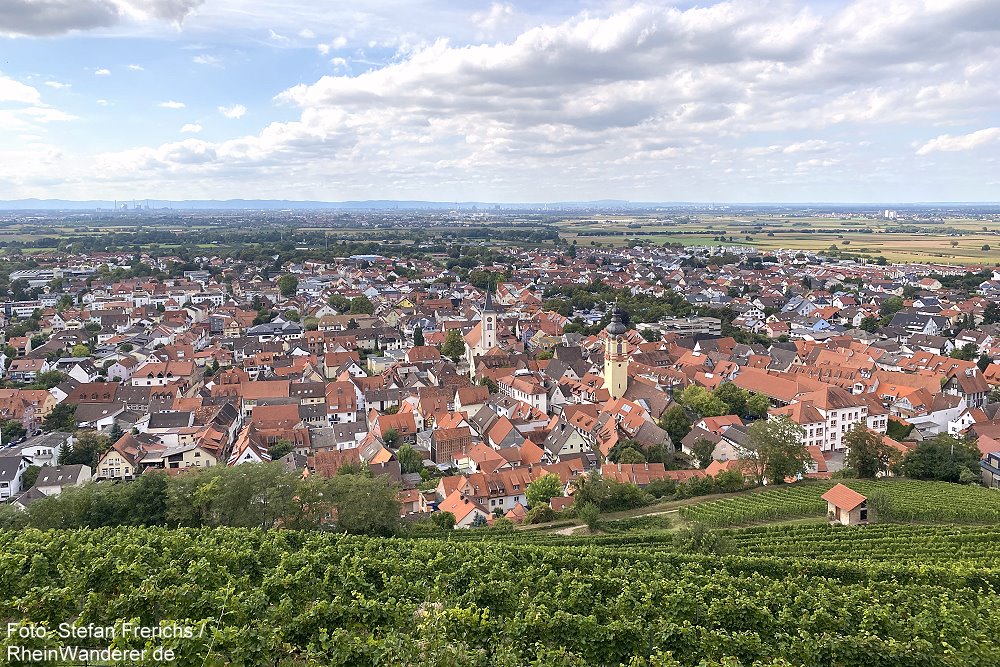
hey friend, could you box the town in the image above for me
[2,210,998,531]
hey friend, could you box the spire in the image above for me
[483,281,497,313]
[606,305,626,336]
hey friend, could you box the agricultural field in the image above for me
[556,213,1000,264]
[679,479,1000,527]
[2,524,999,667]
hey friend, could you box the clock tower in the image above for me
[603,307,629,400]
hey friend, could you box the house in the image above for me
[0,432,68,467]
[437,490,490,528]
[7,358,47,383]
[33,464,92,496]
[821,483,871,526]
[0,457,30,501]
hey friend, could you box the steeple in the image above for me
[482,282,497,314]
[606,305,626,337]
[603,304,629,400]
[478,281,498,354]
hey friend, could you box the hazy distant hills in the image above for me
[0,198,634,211]
[1,199,995,212]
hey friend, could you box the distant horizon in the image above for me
[3,197,1000,212]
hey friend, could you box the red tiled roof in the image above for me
[821,483,867,511]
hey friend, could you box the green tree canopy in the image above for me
[742,416,810,486]
[658,404,692,444]
[277,274,299,297]
[43,403,77,432]
[899,435,982,482]
[526,473,563,508]
[440,329,466,362]
[843,424,899,478]
[350,295,375,315]
[396,443,424,474]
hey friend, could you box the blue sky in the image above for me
[1,0,998,202]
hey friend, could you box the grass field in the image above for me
[557,214,1000,264]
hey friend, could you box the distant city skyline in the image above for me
[1,0,998,203]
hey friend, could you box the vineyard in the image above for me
[679,479,1000,527]
[2,525,999,666]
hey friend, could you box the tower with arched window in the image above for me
[603,307,628,400]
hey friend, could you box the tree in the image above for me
[43,403,76,432]
[328,473,401,536]
[951,343,977,361]
[618,448,646,464]
[349,295,375,315]
[277,274,298,297]
[899,435,982,482]
[430,511,456,530]
[396,444,424,474]
[678,385,728,418]
[984,302,1000,325]
[440,329,466,363]
[382,428,400,448]
[1,420,26,443]
[106,422,124,445]
[982,244,991,252]
[742,416,810,485]
[60,430,110,468]
[879,296,904,317]
[747,393,771,418]
[71,343,90,358]
[526,473,563,508]
[659,404,691,444]
[691,438,716,469]
[268,439,293,460]
[21,465,40,490]
[713,383,749,416]
[977,354,991,373]
[412,326,424,347]
[859,316,880,332]
[571,471,652,512]
[843,424,899,478]
[328,294,351,312]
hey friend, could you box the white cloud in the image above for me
[45,80,72,90]
[218,104,246,119]
[0,0,204,37]
[317,35,347,55]
[298,28,315,39]
[268,28,289,43]
[180,123,203,133]
[472,2,513,33]
[917,127,1000,155]
[96,99,111,106]
[127,63,144,71]
[94,68,111,76]
[0,74,41,104]
[14,0,1000,202]
[158,100,186,109]
[192,54,222,67]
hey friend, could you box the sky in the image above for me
[0,0,998,203]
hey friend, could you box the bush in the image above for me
[576,502,601,532]
[525,506,557,524]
